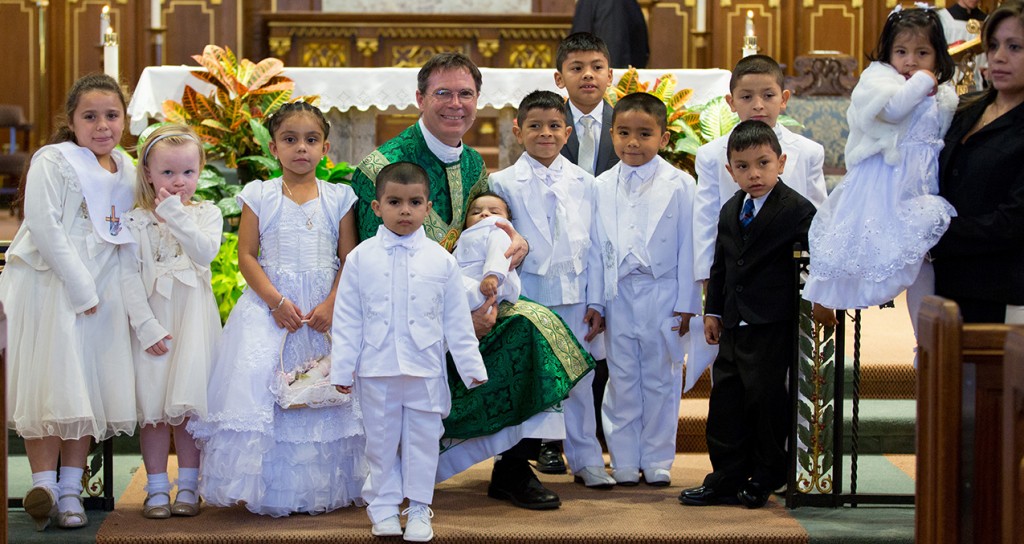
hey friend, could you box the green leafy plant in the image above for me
[210,232,247,323]
[161,44,298,181]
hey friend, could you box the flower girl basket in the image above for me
[271,327,351,409]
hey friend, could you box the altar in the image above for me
[128,66,731,169]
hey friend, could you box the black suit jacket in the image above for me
[706,181,816,328]
[561,101,618,176]
[932,93,1024,305]
[571,0,650,68]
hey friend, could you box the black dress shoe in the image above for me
[678,485,740,506]
[534,442,567,474]
[736,481,771,509]
[488,472,561,510]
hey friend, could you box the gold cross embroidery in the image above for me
[106,205,122,236]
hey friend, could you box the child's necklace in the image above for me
[282,179,318,230]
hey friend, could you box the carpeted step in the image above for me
[676,398,916,454]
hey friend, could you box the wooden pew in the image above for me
[916,296,1022,544]
[1004,329,1024,544]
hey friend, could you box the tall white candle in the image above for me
[151,0,161,29]
[103,29,118,79]
[100,5,110,44]
[745,10,755,37]
[696,0,706,33]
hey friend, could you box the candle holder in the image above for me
[743,35,759,58]
[150,27,167,66]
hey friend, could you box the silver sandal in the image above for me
[56,494,89,529]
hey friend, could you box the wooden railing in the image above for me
[916,296,1022,544]
[1003,329,1024,544]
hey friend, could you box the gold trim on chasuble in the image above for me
[498,300,592,382]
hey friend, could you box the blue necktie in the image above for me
[740,198,755,229]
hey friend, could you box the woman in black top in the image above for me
[933,0,1024,323]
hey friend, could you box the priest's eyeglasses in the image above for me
[432,89,477,102]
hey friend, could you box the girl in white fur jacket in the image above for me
[805,6,958,329]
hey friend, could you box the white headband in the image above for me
[142,132,201,166]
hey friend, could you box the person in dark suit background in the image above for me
[571,0,650,69]
[679,120,817,509]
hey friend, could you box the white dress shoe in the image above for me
[402,504,434,542]
[371,515,402,537]
[612,467,641,486]
[574,466,616,489]
[643,468,672,487]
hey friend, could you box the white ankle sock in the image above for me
[58,467,85,513]
[175,468,199,503]
[145,473,172,506]
[31,470,58,495]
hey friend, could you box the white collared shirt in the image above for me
[418,118,463,164]
[616,160,659,276]
[741,187,774,221]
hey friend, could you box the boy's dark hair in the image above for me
[417,52,483,95]
[555,32,611,72]
[612,92,667,133]
[464,190,513,228]
[516,90,567,127]
[868,7,955,84]
[729,55,786,92]
[375,162,431,200]
[265,100,330,140]
[726,120,783,162]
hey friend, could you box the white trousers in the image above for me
[601,273,682,472]
[549,302,606,471]
[357,375,443,524]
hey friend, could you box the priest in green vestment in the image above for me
[349,53,595,511]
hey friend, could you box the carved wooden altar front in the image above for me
[258,13,572,69]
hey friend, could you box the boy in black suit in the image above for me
[679,120,816,509]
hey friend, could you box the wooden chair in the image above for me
[0,104,31,212]
[916,296,1022,544]
[1004,329,1024,544]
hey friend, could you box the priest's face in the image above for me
[416,68,478,147]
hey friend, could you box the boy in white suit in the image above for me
[595,92,702,486]
[332,162,487,542]
[489,90,614,489]
[692,55,827,285]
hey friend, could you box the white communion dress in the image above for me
[188,178,367,517]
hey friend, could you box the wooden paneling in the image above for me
[259,13,571,69]
[161,1,242,65]
[0,1,39,145]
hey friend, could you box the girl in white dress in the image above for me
[0,74,147,531]
[122,125,223,519]
[188,101,367,516]
[805,7,958,323]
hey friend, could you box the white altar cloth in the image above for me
[128,66,732,134]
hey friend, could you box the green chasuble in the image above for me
[350,123,489,250]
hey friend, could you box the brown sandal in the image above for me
[24,486,57,531]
